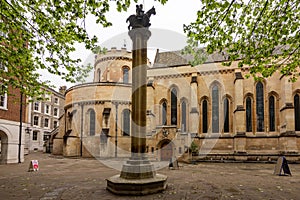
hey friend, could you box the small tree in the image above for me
[190,141,199,156]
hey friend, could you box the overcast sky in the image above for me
[43,0,201,89]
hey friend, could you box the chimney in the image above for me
[59,86,67,95]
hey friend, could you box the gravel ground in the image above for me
[0,152,299,200]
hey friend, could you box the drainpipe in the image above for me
[115,102,118,158]
[18,90,23,163]
[80,104,84,157]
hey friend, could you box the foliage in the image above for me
[184,0,300,81]
[190,141,199,154]
[91,46,108,54]
[181,38,207,66]
[0,0,168,98]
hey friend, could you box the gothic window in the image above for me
[269,96,275,132]
[223,98,229,133]
[122,109,130,136]
[89,109,96,136]
[171,88,177,125]
[212,85,219,133]
[162,101,167,125]
[256,82,264,132]
[202,99,208,133]
[123,67,129,83]
[294,94,300,131]
[181,101,187,132]
[246,97,252,132]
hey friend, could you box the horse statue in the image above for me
[126,6,156,30]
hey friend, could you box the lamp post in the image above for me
[25,127,31,153]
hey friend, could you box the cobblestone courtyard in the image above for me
[0,152,299,200]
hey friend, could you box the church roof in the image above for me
[153,50,190,68]
[152,45,290,68]
[152,49,230,68]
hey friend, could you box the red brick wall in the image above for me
[0,86,26,122]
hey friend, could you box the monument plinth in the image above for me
[106,6,167,195]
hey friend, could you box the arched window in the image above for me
[202,99,208,133]
[171,88,177,125]
[122,109,130,136]
[256,82,264,132]
[246,97,252,132]
[89,109,96,136]
[269,96,275,132]
[212,85,219,133]
[223,98,229,133]
[97,69,101,82]
[181,101,187,132]
[123,67,129,83]
[162,101,167,125]
[294,94,300,131]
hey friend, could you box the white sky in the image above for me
[43,0,201,89]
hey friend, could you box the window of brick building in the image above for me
[45,104,50,114]
[32,131,38,140]
[53,107,58,117]
[33,116,39,126]
[44,118,49,128]
[0,85,7,109]
[34,102,40,111]
[54,121,58,128]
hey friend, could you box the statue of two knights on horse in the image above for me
[126,4,156,30]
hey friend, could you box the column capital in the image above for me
[128,28,151,42]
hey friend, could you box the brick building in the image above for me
[0,85,26,163]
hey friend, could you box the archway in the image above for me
[158,139,173,161]
[0,130,8,164]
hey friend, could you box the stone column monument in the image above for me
[106,5,167,195]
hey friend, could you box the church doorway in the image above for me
[159,140,173,161]
[0,130,8,164]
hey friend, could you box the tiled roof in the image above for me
[152,49,230,68]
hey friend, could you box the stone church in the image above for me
[52,47,300,162]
